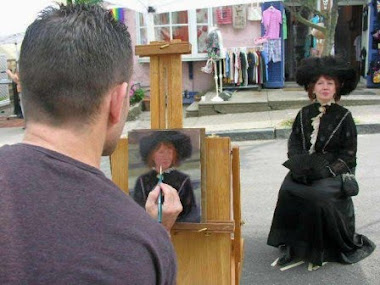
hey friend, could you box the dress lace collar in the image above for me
[309,99,335,154]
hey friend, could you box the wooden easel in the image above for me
[110,40,244,284]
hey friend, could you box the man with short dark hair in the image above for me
[0,3,182,284]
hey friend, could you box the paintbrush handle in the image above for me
[158,168,163,223]
[158,190,163,223]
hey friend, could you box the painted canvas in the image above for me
[128,128,204,223]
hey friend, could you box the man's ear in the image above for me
[109,82,128,125]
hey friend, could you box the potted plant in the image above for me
[130,87,145,105]
[127,85,146,120]
[141,91,151,111]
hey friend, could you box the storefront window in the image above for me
[154,27,168,41]
[154,13,169,25]
[139,14,147,44]
[136,8,213,59]
[153,11,188,42]
[196,9,208,53]
[140,28,148,44]
[173,11,188,25]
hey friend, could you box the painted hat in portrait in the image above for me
[139,130,192,165]
[296,56,358,95]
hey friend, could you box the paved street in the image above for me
[236,134,380,285]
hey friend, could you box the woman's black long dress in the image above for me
[267,102,376,266]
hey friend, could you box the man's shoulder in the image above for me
[0,145,176,284]
[0,143,102,176]
[0,144,19,154]
[0,144,27,166]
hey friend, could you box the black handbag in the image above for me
[341,172,359,197]
[339,159,359,197]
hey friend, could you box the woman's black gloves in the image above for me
[290,172,312,185]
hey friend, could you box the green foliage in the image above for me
[130,88,145,105]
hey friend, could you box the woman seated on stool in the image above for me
[267,56,376,267]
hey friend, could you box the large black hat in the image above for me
[296,56,358,95]
[139,130,192,165]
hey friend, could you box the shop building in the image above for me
[121,0,376,95]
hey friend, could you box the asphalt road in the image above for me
[236,134,380,285]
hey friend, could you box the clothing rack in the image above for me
[220,46,267,91]
[225,45,264,51]
[209,46,266,101]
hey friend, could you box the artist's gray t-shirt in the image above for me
[0,143,177,284]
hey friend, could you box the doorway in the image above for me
[335,5,363,74]
[284,8,310,81]
[284,5,363,81]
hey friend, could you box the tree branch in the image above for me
[292,12,327,33]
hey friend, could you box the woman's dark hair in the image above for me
[19,4,133,125]
[307,75,342,102]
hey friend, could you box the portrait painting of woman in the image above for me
[129,129,203,223]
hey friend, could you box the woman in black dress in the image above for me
[267,56,376,267]
[133,130,200,223]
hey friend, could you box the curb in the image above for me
[207,123,380,141]
[356,123,380,134]
[207,128,275,141]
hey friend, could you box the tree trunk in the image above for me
[322,3,339,56]
[284,0,340,57]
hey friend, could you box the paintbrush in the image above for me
[158,165,163,223]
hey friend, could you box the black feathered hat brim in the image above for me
[296,56,358,95]
[139,130,192,165]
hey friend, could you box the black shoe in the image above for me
[277,245,292,266]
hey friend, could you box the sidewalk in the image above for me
[1,89,380,146]
[126,104,380,141]
[188,88,380,117]
[126,87,380,140]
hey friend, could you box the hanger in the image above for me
[225,46,263,53]
[247,46,263,52]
